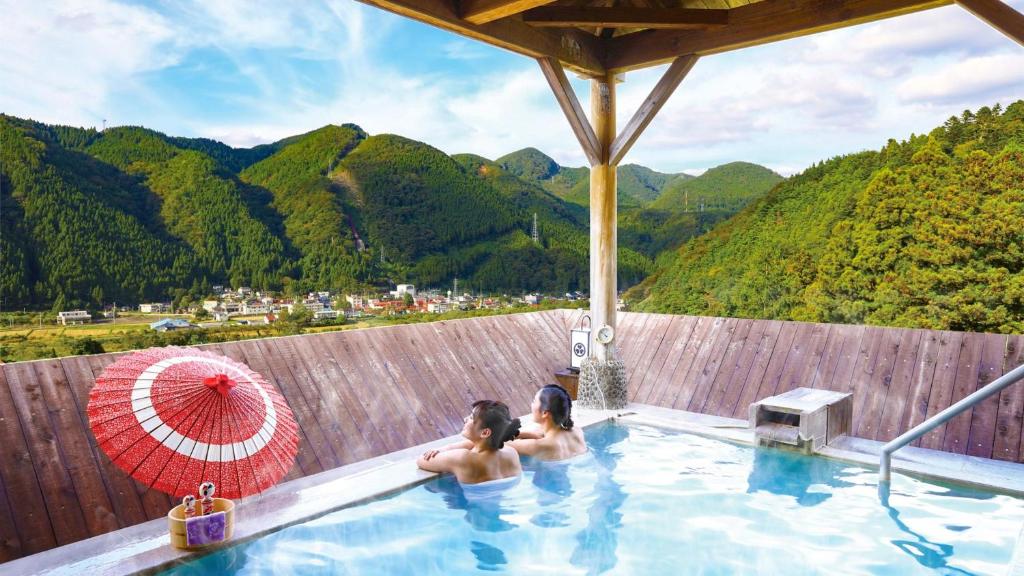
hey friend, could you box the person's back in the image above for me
[418,400,523,485]
[457,444,522,484]
[509,384,587,461]
[521,425,586,461]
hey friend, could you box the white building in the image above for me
[202,300,220,313]
[139,303,168,313]
[58,310,92,325]
[390,284,416,298]
[242,303,270,315]
[314,309,339,320]
[427,301,452,314]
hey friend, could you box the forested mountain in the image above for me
[619,162,783,259]
[629,102,1024,334]
[0,115,660,309]
[496,147,695,207]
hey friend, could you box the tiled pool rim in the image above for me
[6,403,1024,576]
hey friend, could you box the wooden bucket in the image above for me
[167,498,235,550]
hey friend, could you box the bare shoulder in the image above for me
[417,447,470,474]
[508,436,544,457]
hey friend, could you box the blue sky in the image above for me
[3,0,1024,175]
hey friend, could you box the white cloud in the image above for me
[0,0,178,126]
[897,53,1024,105]
[3,0,1024,177]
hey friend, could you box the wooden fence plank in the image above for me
[332,331,420,451]
[229,340,327,478]
[683,316,738,412]
[0,367,54,556]
[870,328,924,442]
[670,316,726,410]
[727,320,785,419]
[637,315,697,405]
[268,336,367,465]
[821,324,868,394]
[446,318,518,407]
[773,321,830,397]
[654,315,714,409]
[82,353,172,519]
[626,314,671,397]
[965,334,1008,459]
[746,320,800,406]
[0,452,24,562]
[992,335,1024,462]
[768,321,815,398]
[694,318,753,413]
[365,326,450,441]
[403,322,479,422]
[853,328,906,439]
[705,319,766,417]
[845,326,887,429]
[260,337,343,470]
[60,356,146,530]
[941,332,986,454]
[297,333,390,460]
[31,358,119,537]
[918,331,966,450]
[896,330,941,439]
[617,312,650,375]
[3,362,89,545]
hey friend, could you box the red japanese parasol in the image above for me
[87,346,299,499]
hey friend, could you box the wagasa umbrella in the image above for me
[88,346,298,499]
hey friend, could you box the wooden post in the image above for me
[590,72,617,362]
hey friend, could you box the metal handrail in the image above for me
[879,361,1024,483]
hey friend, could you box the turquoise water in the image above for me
[162,421,1022,575]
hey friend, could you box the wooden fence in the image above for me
[0,310,1020,562]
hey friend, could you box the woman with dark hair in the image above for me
[509,384,587,461]
[418,400,523,485]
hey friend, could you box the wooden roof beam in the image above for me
[461,0,557,25]
[356,0,607,76]
[609,54,698,166]
[956,0,1024,47]
[523,7,729,29]
[605,0,953,72]
[537,57,603,166]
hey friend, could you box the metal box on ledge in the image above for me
[749,388,852,453]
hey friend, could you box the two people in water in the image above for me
[417,384,587,485]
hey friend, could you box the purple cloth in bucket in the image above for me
[185,511,226,546]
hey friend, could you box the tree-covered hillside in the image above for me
[619,162,783,259]
[0,116,665,309]
[0,116,201,308]
[629,102,1024,334]
[496,147,692,207]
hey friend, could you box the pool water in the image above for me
[163,421,1022,575]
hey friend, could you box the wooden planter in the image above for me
[167,497,235,550]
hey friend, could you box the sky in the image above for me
[3,0,1024,176]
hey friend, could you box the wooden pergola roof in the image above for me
[354,0,1024,77]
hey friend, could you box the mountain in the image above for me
[628,101,1024,334]
[0,115,657,310]
[495,147,693,207]
[650,162,783,212]
[618,162,782,259]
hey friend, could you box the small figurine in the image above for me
[198,482,216,516]
[182,494,197,518]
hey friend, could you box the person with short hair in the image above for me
[418,400,522,485]
[509,384,587,461]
